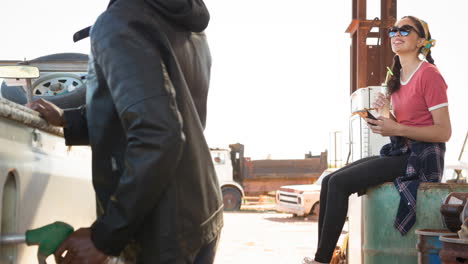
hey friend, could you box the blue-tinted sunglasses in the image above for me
[388,25,420,38]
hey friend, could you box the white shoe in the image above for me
[302,257,328,264]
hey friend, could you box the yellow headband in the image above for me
[418,19,429,39]
[417,19,435,57]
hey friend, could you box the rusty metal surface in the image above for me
[362,183,468,264]
[381,0,397,81]
[356,0,366,19]
[251,159,321,173]
[239,151,327,195]
[418,183,468,191]
[346,0,397,94]
[441,205,465,232]
[416,229,455,264]
[242,152,327,180]
[440,192,468,232]
[439,235,468,264]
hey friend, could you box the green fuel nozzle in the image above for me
[0,221,74,263]
[26,221,74,258]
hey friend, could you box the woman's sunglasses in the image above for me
[388,25,419,38]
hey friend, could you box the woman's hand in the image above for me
[372,92,389,111]
[366,116,401,137]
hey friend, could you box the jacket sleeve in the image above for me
[89,19,185,255]
[63,106,89,146]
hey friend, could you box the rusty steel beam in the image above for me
[380,0,397,86]
[356,27,368,91]
[347,0,397,94]
[357,0,366,19]
[350,34,357,97]
[381,0,397,21]
[352,0,356,19]
[346,20,393,36]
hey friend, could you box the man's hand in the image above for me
[54,228,109,264]
[25,99,65,127]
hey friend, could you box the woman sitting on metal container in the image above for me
[303,16,451,264]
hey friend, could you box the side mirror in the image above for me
[0,66,40,103]
[0,66,40,79]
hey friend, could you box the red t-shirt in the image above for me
[391,61,448,127]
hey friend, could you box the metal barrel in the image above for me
[439,235,468,264]
[0,234,25,245]
[362,182,468,264]
[415,229,456,264]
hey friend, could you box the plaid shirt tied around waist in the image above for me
[380,136,445,235]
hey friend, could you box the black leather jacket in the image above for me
[63,0,223,261]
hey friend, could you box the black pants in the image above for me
[314,155,408,263]
[191,236,219,264]
[134,235,220,264]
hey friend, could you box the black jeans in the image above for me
[135,235,220,264]
[314,155,408,263]
[192,235,220,264]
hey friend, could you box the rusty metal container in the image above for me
[440,192,468,232]
[439,235,468,263]
[362,183,468,264]
[415,229,456,264]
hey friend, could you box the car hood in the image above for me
[279,184,321,193]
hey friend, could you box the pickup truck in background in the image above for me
[213,143,327,211]
[0,54,95,264]
[275,168,338,217]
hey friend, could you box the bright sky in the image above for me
[1,0,467,162]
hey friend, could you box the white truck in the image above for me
[210,148,245,211]
[211,143,328,211]
[0,54,96,264]
[275,168,337,216]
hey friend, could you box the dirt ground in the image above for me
[214,211,318,264]
[214,205,348,264]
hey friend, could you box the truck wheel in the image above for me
[311,202,320,215]
[32,73,86,109]
[1,76,86,109]
[0,53,89,108]
[222,187,242,211]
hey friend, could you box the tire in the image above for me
[0,80,86,109]
[222,187,242,211]
[32,73,86,109]
[0,53,89,109]
[33,84,86,109]
[311,202,320,216]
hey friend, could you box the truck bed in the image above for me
[241,152,327,195]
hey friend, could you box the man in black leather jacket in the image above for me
[27,0,223,263]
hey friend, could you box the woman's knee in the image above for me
[327,173,353,193]
[321,174,332,189]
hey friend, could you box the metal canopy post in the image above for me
[346,0,397,94]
